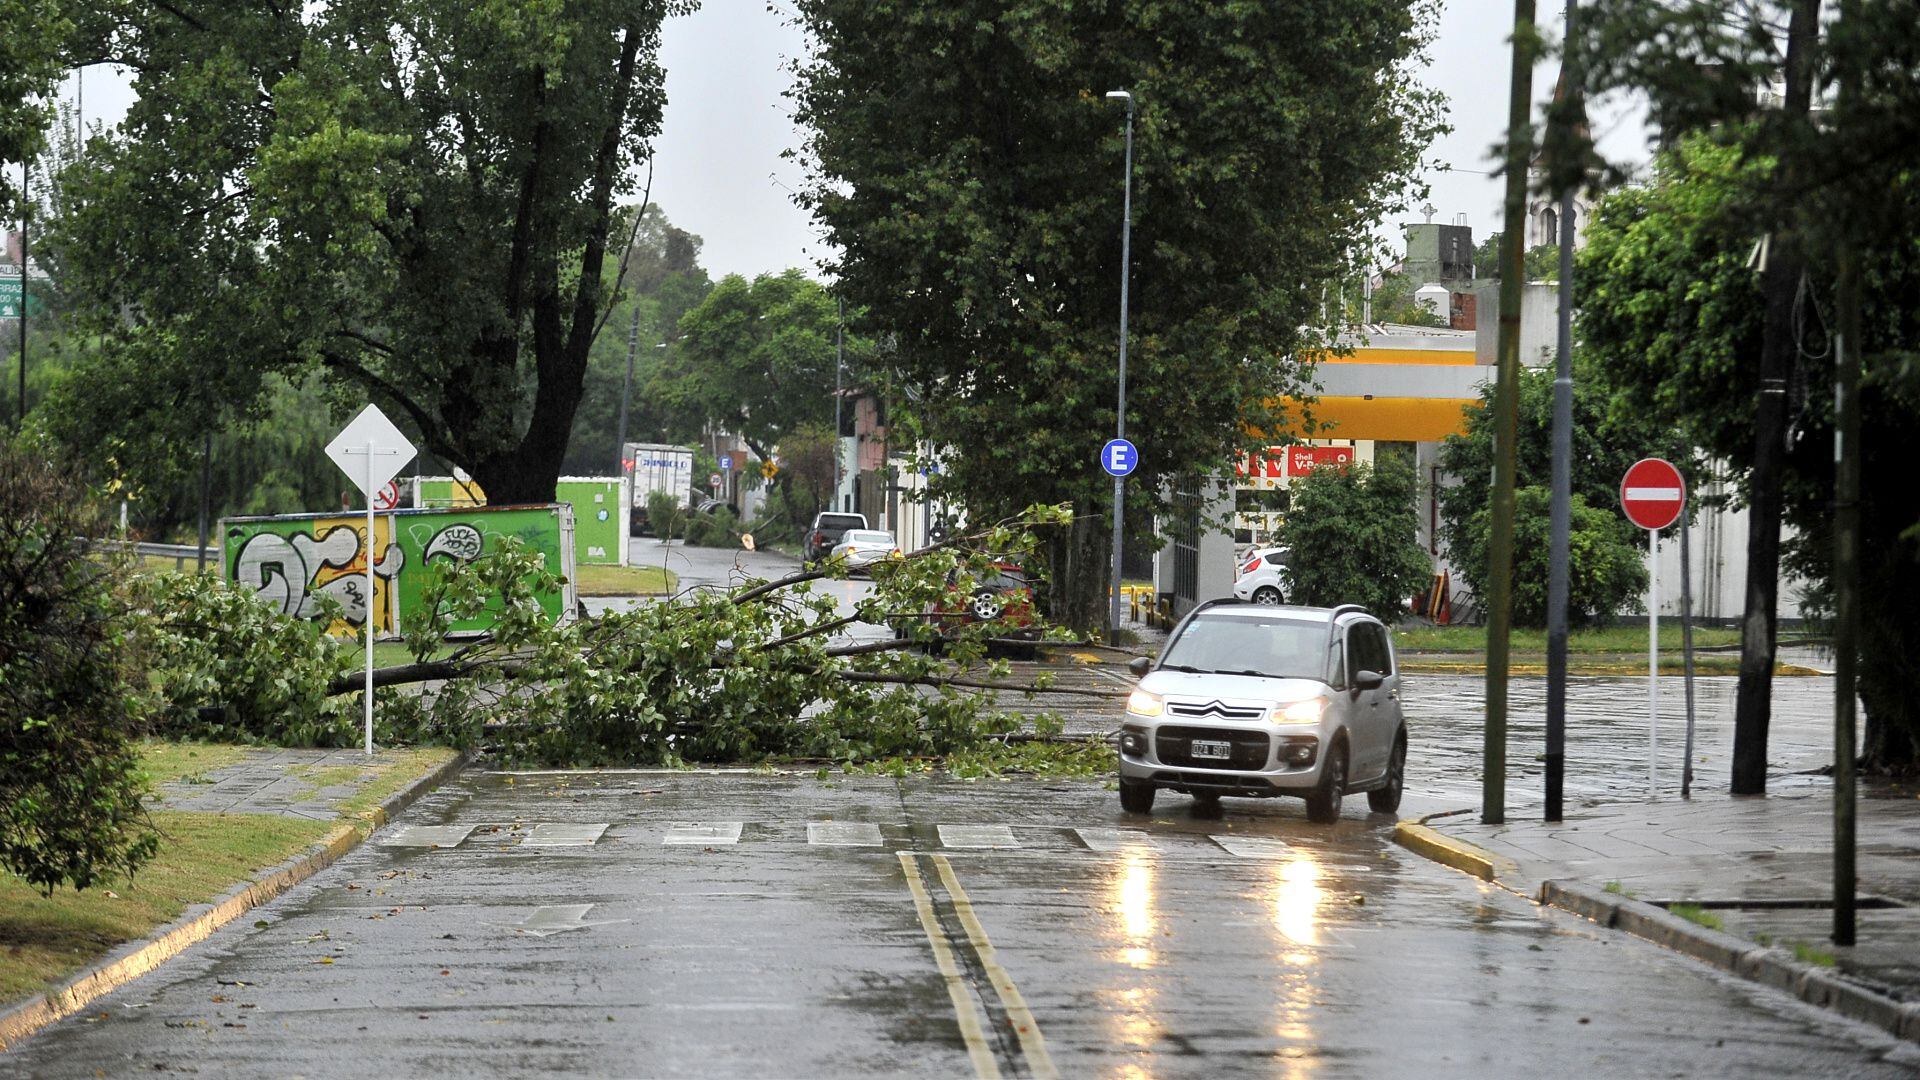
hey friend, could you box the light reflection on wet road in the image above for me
[5,770,1915,1078]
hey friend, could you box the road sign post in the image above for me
[1621,457,1685,797]
[326,405,418,755]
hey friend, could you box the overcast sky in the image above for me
[65,0,1648,280]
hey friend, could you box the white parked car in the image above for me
[829,529,901,573]
[1232,546,1289,605]
[1118,600,1407,822]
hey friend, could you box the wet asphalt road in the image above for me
[17,543,1890,1076]
[10,770,1917,1078]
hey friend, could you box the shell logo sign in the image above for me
[1236,445,1357,485]
[1287,446,1355,474]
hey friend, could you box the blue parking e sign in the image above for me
[1101,438,1139,477]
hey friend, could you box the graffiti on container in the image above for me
[232,523,404,629]
[424,523,484,562]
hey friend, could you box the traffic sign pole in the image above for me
[365,440,376,756]
[1620,457,1685,799]
[1648,528,1658,796]
[326,404,419,756]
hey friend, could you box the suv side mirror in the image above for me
[1127,656,1153,678]
[1353,669,1385,691]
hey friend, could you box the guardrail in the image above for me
[89,539,218,572]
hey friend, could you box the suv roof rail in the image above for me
[1327,603,1371,621]
[1192,597,1244,613]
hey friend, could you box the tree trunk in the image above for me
[1731,0,1821,796]
[1044,498,1109,636]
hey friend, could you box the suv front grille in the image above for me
[1155,725,1271,770]
[1167,700,1264,721]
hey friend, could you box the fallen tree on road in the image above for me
[138,505,1119,773]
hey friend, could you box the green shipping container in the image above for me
[414,475,628,566]
[556,476,630,565]
[220,504,578,639]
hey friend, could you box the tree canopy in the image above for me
[790,0,1444,629]
[1578,135,1920,766]
[40,0,691,505]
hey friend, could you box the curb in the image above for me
[0,751,468,1051]
[1540,879,1918,1044]
[1391,820,1516,883]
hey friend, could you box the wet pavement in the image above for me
[584,538,889,647]
[8,768,1916,1077]
[150,748,410,820]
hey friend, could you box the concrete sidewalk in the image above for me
[1413,761,1920,1040]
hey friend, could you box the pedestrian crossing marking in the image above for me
[808,821,883,846]
[521,823,608,847]
[378,824,475,848]
[374,819,1376,864]
[937,824,1019,849]
[1073,828,1158,853]
[1212,836,1293,859]
[664,822,744,845]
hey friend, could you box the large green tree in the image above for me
[42,0,690,505]
[1435,352,1668,621]
[1574,0,1920,787]
[791,0,1444,631]
[1579,136,1920,768]
[561,205,712,476]
[654,270,867,534]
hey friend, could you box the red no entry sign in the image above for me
[1620,458,1685,530]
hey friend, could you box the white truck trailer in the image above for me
[623,442,695,535]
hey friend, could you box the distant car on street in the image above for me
[806,512,869,561]
[1118,600,1406,823]
[829,530,902,574]
[1232,546,1290,605]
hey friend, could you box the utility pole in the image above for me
[1732,0,1821,795]
[16,161,25,432]
[197,432,212,573]
[1485,0,1539,826]
[1544,0,1580,823]
[833,296,845,512]
[615,302,641,476]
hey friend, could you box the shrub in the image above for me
[645,490,684,539]
[1273,458,1431,619]
[0,447,158,894]
[1454,486,1647,627]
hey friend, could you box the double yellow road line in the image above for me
[898,852,1058,1079]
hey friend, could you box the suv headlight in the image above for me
[1272,696,1328,724]
[1126,689,1164,717]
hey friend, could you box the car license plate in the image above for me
[1190,740,1233,760]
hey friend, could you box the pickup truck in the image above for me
[805,511,869,561]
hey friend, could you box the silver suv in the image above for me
[1117,601,1407,823]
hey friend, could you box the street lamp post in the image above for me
[1106,89,1136,645]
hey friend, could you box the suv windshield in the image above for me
[1158,613,1328,680]
[816,514,865,531]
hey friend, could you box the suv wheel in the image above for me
[1119,779,1156,814]
[1367,731,1407,814]
[1252,586,1282,605]
[1305,739,1346,824]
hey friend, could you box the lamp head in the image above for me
[1105,90,1132,104]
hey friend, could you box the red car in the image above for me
[926,563,1039,643]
